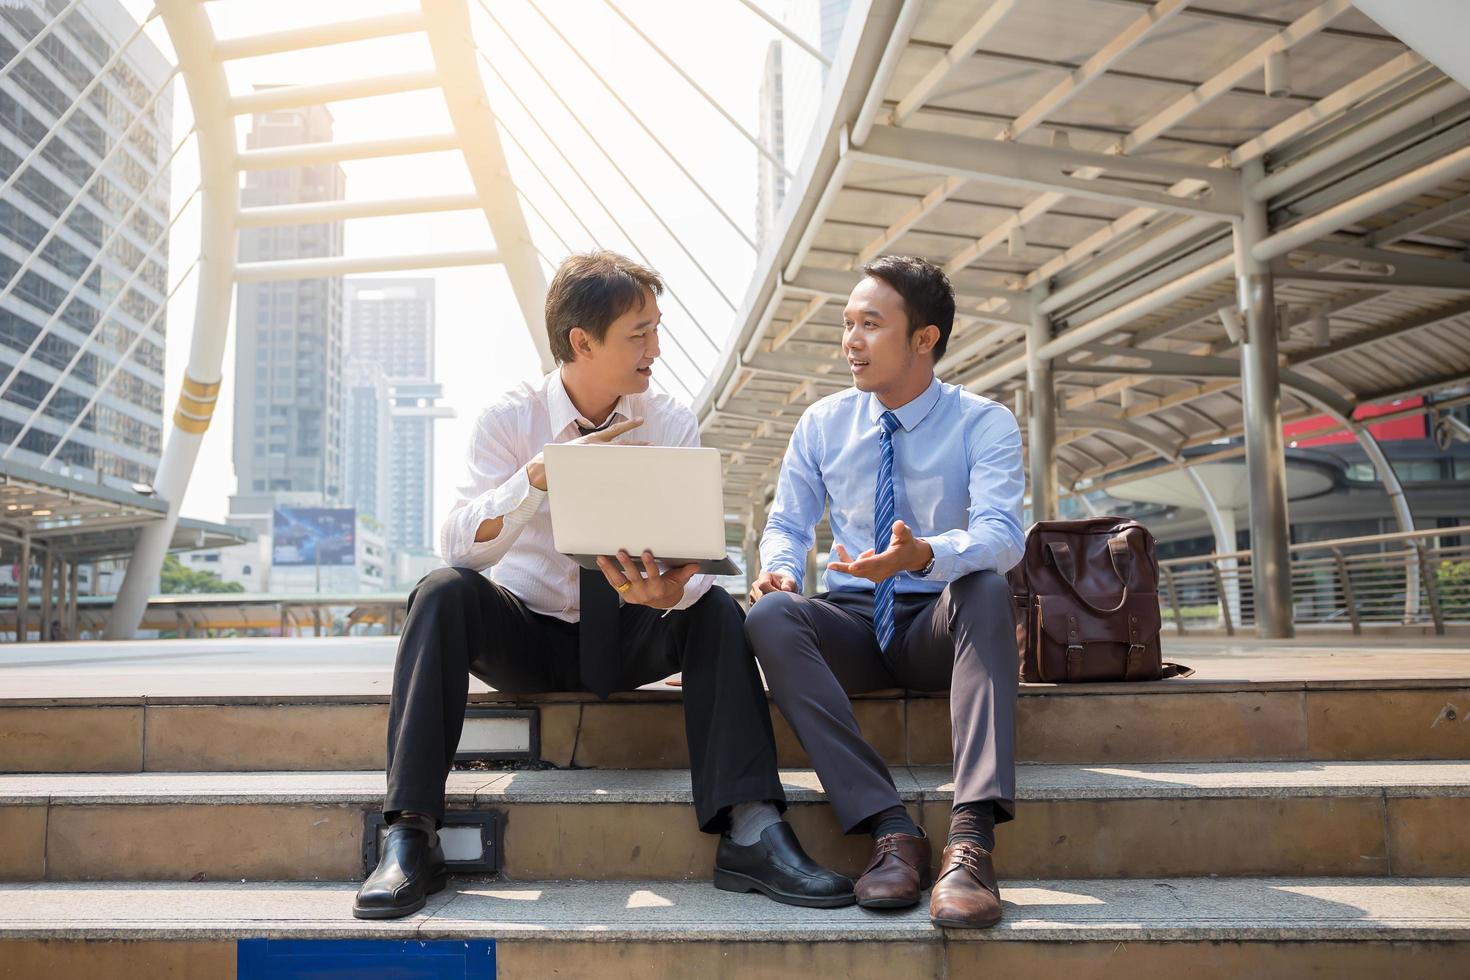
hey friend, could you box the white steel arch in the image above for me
[106,0,552,638]
[106,0,236,640]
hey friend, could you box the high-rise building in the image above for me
[0,0,173,489]
[386,378,452,555]
[229,99,346,533]
[344,278,451,558]
[345,278,434,378]
[343,359,392,534]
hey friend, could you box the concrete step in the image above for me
[6,672,1468,773]
[3,877,1469,978]
[4,762,1468,883]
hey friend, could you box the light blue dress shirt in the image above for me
[760,375,1026,595]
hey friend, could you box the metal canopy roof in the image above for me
[0,458,250,561]
[699,0,1470,525]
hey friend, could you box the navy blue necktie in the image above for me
[873,411,900,651]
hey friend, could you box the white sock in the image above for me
[728,801,782,846]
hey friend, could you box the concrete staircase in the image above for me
[3,642,1470,977]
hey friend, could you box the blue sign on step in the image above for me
[238,939,495,978]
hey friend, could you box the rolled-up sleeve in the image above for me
[760,411,825,592]
[439,407,545,570]
[919,404,1025,581]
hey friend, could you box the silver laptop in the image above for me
[543,443,739,576]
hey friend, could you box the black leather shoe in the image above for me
[353,825,448,919]
[714,822,855,908]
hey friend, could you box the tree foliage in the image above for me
[160,554,244,594]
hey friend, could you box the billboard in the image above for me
[272,507,356,567]
[1284,397,1427,448]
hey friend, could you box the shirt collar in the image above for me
[546,368,635,435]
[865,374,943,432]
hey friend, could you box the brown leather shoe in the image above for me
[929,841,1003,928]
[854,832,932,909]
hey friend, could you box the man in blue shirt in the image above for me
[746,255,1025,929]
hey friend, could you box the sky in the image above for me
[116,0,840,540]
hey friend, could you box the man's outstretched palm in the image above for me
[827,520,933,583]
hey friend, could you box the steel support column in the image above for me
[1026,288,1058,522]
[55,557,68,641]
[39,551,53,641]
[1183,466,1242,627]
[67,561,78,639]
[743,529,760,593]
[1350,427,1420,620]
[1234,160,1294,638]
[745,499,767,593]
[16,533,29,642]
[106,1,238,639]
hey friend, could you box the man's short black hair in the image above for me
[545,250,664,363]
[861,254,956,362]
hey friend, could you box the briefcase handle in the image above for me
[1044,534,1135,615]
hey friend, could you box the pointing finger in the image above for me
[589,417,645,442]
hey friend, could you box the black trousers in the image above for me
[384,566,786,832]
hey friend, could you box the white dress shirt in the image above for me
[439,369,714,622]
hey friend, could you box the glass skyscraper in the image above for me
[229,100,346,518]
[344,278,451,557]
[0,0,173,488]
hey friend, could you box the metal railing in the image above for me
[1159,525,1470,636]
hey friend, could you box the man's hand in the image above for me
[748,569,798,605]
[826,520,933,584]
[596,550,700,610]
[527,417,646,491]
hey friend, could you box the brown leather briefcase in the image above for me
[1008,517,1190,683]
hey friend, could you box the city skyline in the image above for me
[136,0,805,547]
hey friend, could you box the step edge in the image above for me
[5,676,1469,710]
[4,925,1470,943]
[8,784,1470,807]
[4,876,1469,945]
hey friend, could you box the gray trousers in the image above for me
[745,571,1017,833]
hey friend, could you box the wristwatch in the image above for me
[916,545,936,577]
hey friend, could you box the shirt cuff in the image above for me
[918,536,957,582]
[473,465,546,531]
[664,573,713,615]
[763,561,804,591]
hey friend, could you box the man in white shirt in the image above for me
[355,251,853,919]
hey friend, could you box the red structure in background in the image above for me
[1285,397,1427,448]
